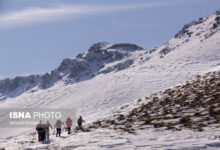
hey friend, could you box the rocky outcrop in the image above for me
[85,70,220,133]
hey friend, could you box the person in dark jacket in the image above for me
[77,116,85,129]
[36,120,46,142]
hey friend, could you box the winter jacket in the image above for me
[77,116,84,126]
[45,122,53,131]
[55,120,63,128]
[65,118,72,127]
[36,123,45,131]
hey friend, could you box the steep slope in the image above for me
[0,10,219,139]
[87,70,220,133]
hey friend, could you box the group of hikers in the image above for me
[36,116,84,142]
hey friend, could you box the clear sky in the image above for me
[0,0,219,79]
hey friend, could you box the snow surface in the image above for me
[2,127,220,150]
[0,10,219,150]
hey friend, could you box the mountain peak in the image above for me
[88,42,111,52]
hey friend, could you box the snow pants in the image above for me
[67,127,71,134]
[56,128,61,137]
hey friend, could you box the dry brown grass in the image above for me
[85,71,220,133]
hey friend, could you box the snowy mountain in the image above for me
[0,42,143,100]
[0,9,219,143]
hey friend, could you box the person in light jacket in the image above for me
[54,119,64,137]
[65,117,73,134]
[45,120,53,140]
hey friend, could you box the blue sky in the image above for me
[0,0,219,79]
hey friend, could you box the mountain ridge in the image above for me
[0,10,218,103]
[0,9,220,100]
[0,42,144,100]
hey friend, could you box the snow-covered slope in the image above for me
[87,70,220,133]
[1,63,219,150]
[0,10,219,140]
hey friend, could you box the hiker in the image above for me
[45,120,53,140]
[55,119,63,137]
[36,120,46,142]
[65,117,73,134]
[77,116,85,129]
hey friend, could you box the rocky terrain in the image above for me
[87,70,220,134]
